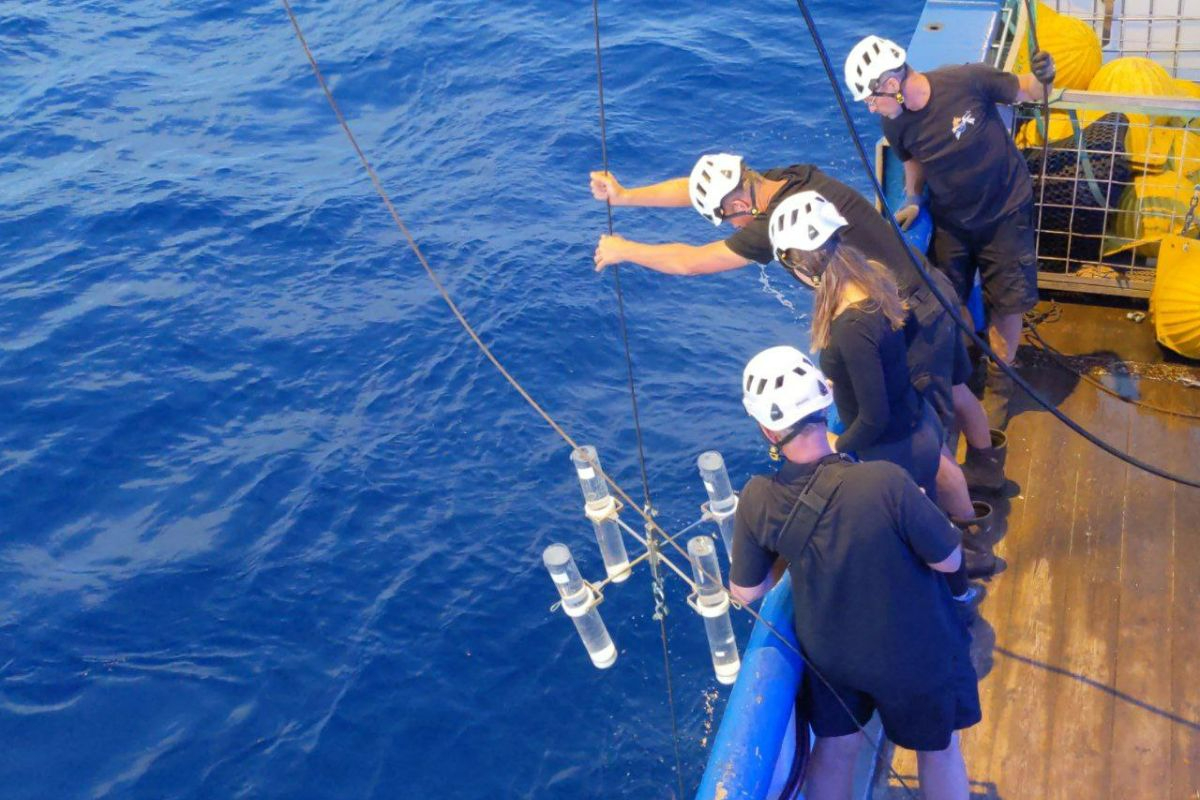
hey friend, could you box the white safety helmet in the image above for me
[769,191,849,255]
[845,35,907,101]
[742,346,833,432]
[689,153,743,226]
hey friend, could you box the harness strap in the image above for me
[769,454,855,555]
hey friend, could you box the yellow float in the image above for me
[1083,57,1178,172]
[1012,2,1101,91]
[1111,171,1199,257]
[1150,235,1200,359]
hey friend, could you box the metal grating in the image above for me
[1014,92,1200,296]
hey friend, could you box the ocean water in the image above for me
[0,1,922,797]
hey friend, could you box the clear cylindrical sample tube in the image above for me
[571,446,612,512]
[543,543,617,669]
[698,451,737,516]
[687,536,740,685]
[571,446,629,581]
[698,451,738,558]
[591,516,631,582]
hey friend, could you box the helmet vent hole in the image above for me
[770,404,783,422]
[793,366,807,377]
[774,375,785,389]
[756,378,767,395]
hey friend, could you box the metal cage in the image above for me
[1002,0,1200,296]
[1015,92,1200,296]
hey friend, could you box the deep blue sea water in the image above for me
[0,1,924,797]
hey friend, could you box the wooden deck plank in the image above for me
[1108,386,1180,797]
[1144,380,1200,798]
[1039,388,1127,800]
[978,371,1092,799]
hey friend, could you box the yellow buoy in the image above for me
[1012,3,1101,90]
[1170,123,1200,181]
[1085,57,1178,172]
[1150,234,1200,359]
[1111,172,1199,257]
[1015,110,1078,148]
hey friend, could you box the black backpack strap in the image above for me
[768,454,854,555]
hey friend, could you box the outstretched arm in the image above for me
[590,171,691,207]
[594,235,751,275]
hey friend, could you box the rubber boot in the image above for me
[952,501,1007,579]
[960,429,1008,494]
[982,359,1016,430]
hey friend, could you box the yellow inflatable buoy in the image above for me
[1151,234,1200,359]
[1173,78,1200,99]
[1012,2,1101,90]
[1169,123,1200,182]
[1112,171,1200,257]
[1015,110,1078,148]
[1084,57,1178,172]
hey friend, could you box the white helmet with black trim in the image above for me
[742,345,833,432]
[845,35,907,101]
[689,153,743,226]
[769,190,849,255]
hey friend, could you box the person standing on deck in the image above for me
[588,155,1007,493]
[730,345,978,800]
[845,35,1056,430]
[767,191,1004,578]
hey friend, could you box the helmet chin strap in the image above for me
[768,425,804,461]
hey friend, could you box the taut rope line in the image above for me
[590,2,686,796]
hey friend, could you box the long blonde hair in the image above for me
[807,241,907,350]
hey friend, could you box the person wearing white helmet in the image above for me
[589,154,926,284]
[769,191,1005,581]
[730,345,978,800]
[770,191,1011,500]
[846,34,1056,429]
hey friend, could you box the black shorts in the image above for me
[932,201,1039,318]
[802,650,981,752]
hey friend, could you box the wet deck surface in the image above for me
[878,298,1200,799]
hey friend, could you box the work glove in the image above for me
[894,195,922,231]
[1031,50,1056,85]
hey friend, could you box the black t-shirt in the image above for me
[881,63,1032,231]
[723,165,925,295]
[730,456,966,693]
[819,305,922,453]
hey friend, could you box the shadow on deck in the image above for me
[878,298,1200,799]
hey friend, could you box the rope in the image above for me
[277,0,683,548]
[589,3,684,796]
[790,0,1200,490]
[1022,0,1055,262]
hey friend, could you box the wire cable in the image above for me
[589,4,686,796]
[790,0,1200,489]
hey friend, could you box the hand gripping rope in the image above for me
[789,0,1200,490]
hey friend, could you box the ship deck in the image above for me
[878,297,1200,799]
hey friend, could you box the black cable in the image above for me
[791,0,1200,489]
[590,4,685,798]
